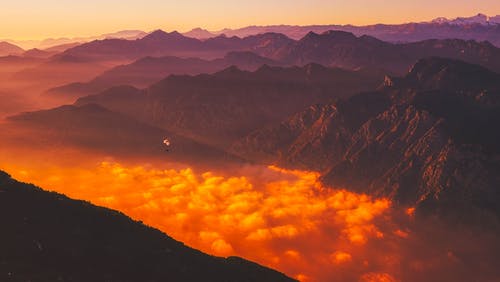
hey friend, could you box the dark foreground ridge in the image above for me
[0,171,296,282]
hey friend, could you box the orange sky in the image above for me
[2,0,500,40]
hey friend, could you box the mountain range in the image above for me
[28,29,500,102]
[6,13,500,51]
[53,29,500,73]
[42,55,498,214]
[45,51,282,102]
[232,57,500,212]
[2,16,500,281]
[432,13,500,25]
[72,64,383,147]
[184,13,500,46]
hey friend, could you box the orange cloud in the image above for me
[5,161,396,281]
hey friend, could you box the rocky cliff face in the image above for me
[232,58,500,210]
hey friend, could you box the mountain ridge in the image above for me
[231,57,500,211]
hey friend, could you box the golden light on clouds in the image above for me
[6,161,398,281]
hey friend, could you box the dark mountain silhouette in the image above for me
[58,30,294,62]
[0,41,24,56]
[10,31,294,91]
[0,171,295,282]
[74,64,384,147]
[12,29,500,94]
[232,57,500,211]
[45,51,282,102]
[57,29,500,76]
[5,102,240,164]
[266,31,500,74]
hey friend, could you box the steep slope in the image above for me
[75,64,384,147]
[0,171,295,282]
[232,58,500,210]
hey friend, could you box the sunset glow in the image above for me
[2,0,500,40]
[1,1,499,280]
[5,161,397,281]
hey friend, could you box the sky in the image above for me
[2,0,500,40]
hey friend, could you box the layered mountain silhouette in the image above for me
[12,30,500,94]
[232,57,500,211]
[5,102,239,164]
[52,30,500,75]
[46,51,282,101]
[264,31,500,73]
[0,171,294,282]
[74,64,383,147]
[57,30,294,62]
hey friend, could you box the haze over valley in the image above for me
[1,2,499,281]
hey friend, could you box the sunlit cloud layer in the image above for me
[8,162,398,281]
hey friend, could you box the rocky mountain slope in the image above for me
[232,57,500,210]
[74,64,383,147]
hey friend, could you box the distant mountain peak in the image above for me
[183,28,216,39]
[0,41,24,55]
[431,13,500,25]
[143,30,184,41]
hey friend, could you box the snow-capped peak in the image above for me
[431,13,500,25]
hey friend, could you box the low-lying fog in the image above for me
[1,143,498,282]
